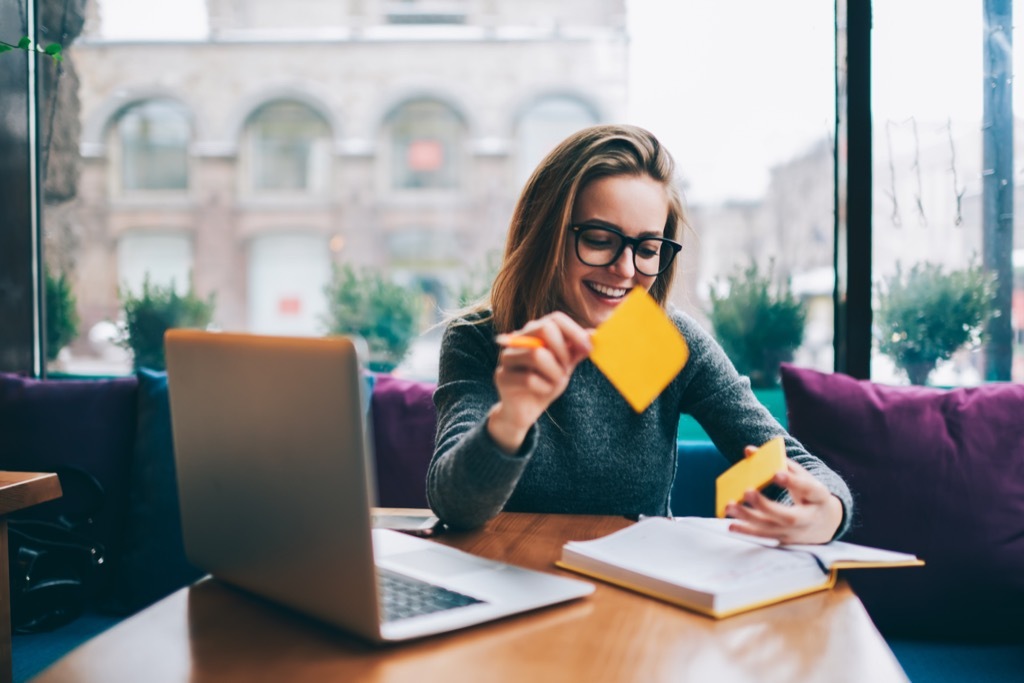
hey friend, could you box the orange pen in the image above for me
[495,334,545,349]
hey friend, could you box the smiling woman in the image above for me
[427,124,852,547]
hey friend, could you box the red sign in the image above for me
[278,297,302,315]
[407,139,444,171]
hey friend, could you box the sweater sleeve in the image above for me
[426,318,538,530]
[674,313,854,540]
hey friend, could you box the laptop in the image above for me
[163,329,593,643]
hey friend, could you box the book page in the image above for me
[671,516,920,567]
[782,540,920,567]
[564,518,824,593]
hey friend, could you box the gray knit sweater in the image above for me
[427,310,853,537]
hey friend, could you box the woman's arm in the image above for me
[427,314,592,529]
[674,313,853,541]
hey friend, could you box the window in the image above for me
[115,100,190,192]
[871,0,1023,385]
[516,96,599,185]
[243,101,332,194]
[247,233,331,336]
[117,233,193,296]
[386,99,465,190]
[385,0,468,25]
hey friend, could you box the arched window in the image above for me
[515,96,598,184]
[116,100,191,191]
[386,99,465,190]
[243,101,332,193]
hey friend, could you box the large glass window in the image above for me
[244,101,332,194]
[628,1,836,385]
[26,0,850,390]
[386,99,465,190]
[872,0,1022,385]
[116,100,190,192]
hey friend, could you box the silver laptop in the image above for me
[164,329,593,643]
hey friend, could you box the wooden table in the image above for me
[0,472,63,683]
[31,512,908,683]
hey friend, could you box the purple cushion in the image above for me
[0,373,138,577]
[370,374,437,508]
[780,364,1024,639]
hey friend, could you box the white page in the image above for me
[669,516,918,567]
[564,518,823,593]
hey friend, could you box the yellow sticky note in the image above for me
[589,287,689,413]
[715,437,787,518]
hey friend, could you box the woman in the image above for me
[427,124,850,543]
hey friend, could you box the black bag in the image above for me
[7,468,106,634]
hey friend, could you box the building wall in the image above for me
[64,0,626,350]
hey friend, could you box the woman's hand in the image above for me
[724,452,844,545]
[487,312,593,455]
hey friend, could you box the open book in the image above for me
[556,517,923,619]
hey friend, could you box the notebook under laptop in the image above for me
[163,329,593,643]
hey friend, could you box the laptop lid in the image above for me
[165,329,384,639]
[165,329,594,644]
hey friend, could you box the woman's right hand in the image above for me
[486,312,593,454]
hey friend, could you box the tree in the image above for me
[709,261,806,388]
[44,269,79,362]
[876,261,996,385]
[322,265,420,372]
[120,276,215,371]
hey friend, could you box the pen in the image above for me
[495,334,545,349]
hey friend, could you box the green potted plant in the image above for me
[322,264,420,372]
[875,261,995,385]
[45,268,79,362]
[120,276,215,370]
[708,261,806,389]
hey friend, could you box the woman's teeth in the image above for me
[588,283,627,298]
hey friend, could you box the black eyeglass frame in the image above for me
[570,224,682,277]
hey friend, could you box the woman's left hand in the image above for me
[724,453,844,545]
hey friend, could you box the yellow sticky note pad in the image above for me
[715,437,787,518]
[589,287,689,413]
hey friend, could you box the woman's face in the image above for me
[561,174,670,329]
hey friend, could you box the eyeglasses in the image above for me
[571,224,681,277]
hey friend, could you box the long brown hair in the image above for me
[479,124,686,333]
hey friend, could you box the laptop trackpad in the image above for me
[386,548,501,577]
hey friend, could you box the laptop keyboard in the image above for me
[377,569,484,622]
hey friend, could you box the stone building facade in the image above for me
[61,0,627,362]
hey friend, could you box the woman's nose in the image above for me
[608,245,636,278]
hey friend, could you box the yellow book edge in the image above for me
[554,557,926,619]
[555,560,839,620]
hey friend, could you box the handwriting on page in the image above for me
[589,287,689,413]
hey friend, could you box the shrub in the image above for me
[120,276,215,370]
[876,261,995,385]
[322,264,420,372]
[45,269,80,361]
[709,261,806,388]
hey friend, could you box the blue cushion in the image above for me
[670,440,729,518]
[887,639,1024,682]
[114,369,203,613]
